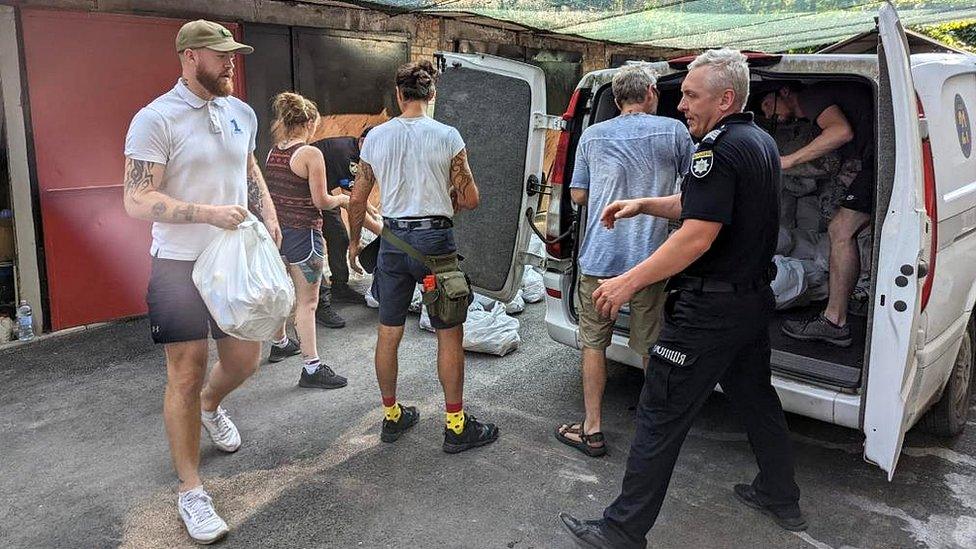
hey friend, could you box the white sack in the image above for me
[192,218,295,341]
[463,306,521,356]
[504,289,526,315]
[770,255,808,310]
[522,266,545,304]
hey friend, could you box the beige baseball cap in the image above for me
[176,20,253,54]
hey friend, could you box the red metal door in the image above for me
[21,10,245,330]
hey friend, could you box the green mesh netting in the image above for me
[360,1,976,52]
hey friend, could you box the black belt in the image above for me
[384,217,453,230]
[668,275,768,293]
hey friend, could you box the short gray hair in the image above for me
[687,48,750,111]
[612,65,658,107]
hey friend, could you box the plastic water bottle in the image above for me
[16,300,34,341]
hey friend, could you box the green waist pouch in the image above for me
[382,228,471,327]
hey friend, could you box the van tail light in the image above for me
[918,97,937,312]
[546,89,583,259]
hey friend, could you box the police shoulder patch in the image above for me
[691,150,714,179]
[702,128,724,144]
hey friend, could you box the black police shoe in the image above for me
[330,283,366,305]
[442,413,499,454]
[315,306,346,329]
[380,405,420,443]
[733,484,808,532]
[268,338,301,363]
[298,364,348,389]
[558,513,627,549]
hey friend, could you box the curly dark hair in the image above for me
[395,60,438,102]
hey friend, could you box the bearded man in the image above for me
[122,20,279,544]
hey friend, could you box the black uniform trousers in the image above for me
[603,286,800,547]
[322,207,350,288]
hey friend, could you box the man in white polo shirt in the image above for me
[122,20,280,544]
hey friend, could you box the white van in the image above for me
[431,4,976,479]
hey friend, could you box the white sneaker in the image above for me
[178,487,229,544]
[201,406,241,452]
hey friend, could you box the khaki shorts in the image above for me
[577,274,667,357]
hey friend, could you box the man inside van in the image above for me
[761,83,874,347]
[554,65,694,458]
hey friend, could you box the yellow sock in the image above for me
[446,410,465,435]
[384,403,402,422]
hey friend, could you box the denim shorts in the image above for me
[374,226,460,329]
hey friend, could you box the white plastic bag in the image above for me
[408,284,423,314]
[522,266,545,304]
[192,217,295,341]
[504,289,526,315]
[770,255,808,310]
[419,305,435,332]
[527,233,546,261]
[463,306,521,356]
[472,293,497,312]
[365,288,380,309]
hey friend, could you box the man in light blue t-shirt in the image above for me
[554,65,694,458]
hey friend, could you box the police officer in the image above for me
[559,48,805,548]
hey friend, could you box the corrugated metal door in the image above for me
[20,10,244,329]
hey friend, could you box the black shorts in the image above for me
[841,160,874,214]
[280,227,325,265]
[146,257,228,345]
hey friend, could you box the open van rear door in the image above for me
[863,2,927,480]
[432,52,549,302]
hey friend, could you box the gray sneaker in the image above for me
[782,314,852,348]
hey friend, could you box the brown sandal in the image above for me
[554,421,607,457]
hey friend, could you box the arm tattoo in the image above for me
[173,204,196,222]
[450,149,474,203]
[150,202,167,219]
[247,162,265,217]
[348,161,376,241]
[124,159,155,197]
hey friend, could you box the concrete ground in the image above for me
[2,301,975,549]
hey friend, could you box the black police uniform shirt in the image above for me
[314,136,360,192]
[679,112,780,284]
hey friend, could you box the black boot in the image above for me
[733,484,807,532]
[558,514,629,549]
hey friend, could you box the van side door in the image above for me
[862,2,928,479]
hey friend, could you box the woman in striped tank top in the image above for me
[265,92,348,390]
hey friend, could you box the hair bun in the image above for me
[395,61,437,102]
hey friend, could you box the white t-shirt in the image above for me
[359,115,465,219]
[124,80,257,260]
